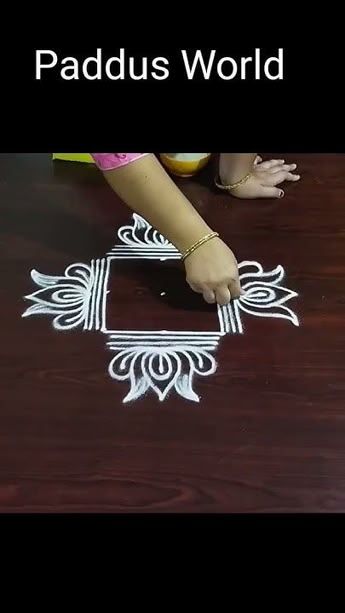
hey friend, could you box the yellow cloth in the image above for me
[52,153,94,163]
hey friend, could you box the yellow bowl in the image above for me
[160,153,211,177]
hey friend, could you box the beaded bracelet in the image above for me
[214,172,251,192]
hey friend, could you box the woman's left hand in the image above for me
[230,157,300,199]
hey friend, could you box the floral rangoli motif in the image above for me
[22,214,300,403]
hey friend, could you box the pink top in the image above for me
[91,153,149,171]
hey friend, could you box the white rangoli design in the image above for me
[22,213,300,403]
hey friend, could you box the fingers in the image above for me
[228,275,241,300]
[207,273,242,306]
[264,170,300,186]
[190,281,241,306]
[270,163,297,174]
[214,278,241,306]
[256,159,285,171]
[203,288,217,304]
[188,281,218,305]
[254,155,262,165]
[257,185,285,199]
[215,286,231,306]
[187,258,241,306]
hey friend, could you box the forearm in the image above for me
[102,154,212,253]
[219,153,257,184]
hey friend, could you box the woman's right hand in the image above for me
[184,237,241,306]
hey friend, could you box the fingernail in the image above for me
[279,190,284,198]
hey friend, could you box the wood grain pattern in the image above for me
[1,153,345,513]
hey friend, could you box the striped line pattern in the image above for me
[107,331,221,350]
[85,258,108,331]
[217,302,243,334]
[107,246,181,260]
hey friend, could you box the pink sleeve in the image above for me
[90,153,149,171]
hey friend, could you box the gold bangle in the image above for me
[215,172,251,192]
[181,232,219,262]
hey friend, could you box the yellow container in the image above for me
[52,153,94,163]
[160,153,211,177]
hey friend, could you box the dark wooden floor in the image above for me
[1,153,345,513]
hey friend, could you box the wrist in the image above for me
[171,221,213,254]
[181,231,220,262]
[215,172,252,194]
[218,153,256,185]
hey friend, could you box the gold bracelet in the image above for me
[215,172,251,192]
[181,232,219,262]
